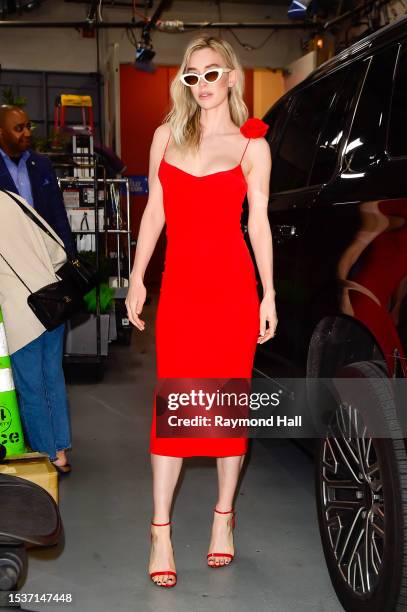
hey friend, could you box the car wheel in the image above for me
[315,360,407,611]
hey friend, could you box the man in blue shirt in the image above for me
[0,105,76,255]
[0,105,74,474]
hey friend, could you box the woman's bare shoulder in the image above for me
[153,122,172,144]
[247,136,271,164]
[247,135,270,152]
[149,123,172,163]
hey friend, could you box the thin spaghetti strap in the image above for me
[162,130,172,161]
[239,138,251,164]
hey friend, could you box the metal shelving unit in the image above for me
[50,151,132,367]
[50,152,102,366]
[59,176,131,286]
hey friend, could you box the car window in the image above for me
[309,63,367,186]
[264,96,292,159]
[270,72,343,193]
[343,44,399,174]
[388,41,407,158]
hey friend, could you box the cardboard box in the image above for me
[0,452,58,503]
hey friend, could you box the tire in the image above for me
[314,361,407,611]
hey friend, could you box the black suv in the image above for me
[252,14,407,612]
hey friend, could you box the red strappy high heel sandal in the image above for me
[149,520,177,587]
[207,508,236,568]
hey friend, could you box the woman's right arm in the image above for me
[125,123,170,331]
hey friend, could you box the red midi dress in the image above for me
[149,118,267,457]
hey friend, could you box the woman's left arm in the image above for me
[245,137,277,344]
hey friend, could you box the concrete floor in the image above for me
[21,291,344,612]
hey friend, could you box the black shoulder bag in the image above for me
[0,189,99,331]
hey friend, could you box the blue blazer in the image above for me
[0,150,77,256]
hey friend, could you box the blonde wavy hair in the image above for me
[162,35,249,151]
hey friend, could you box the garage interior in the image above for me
[0,1,405,611]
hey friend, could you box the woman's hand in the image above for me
[258,293,277,344]
[125,277,147,331]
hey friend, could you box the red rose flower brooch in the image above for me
[240,117,268,138]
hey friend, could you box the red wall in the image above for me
[120,64,253,286]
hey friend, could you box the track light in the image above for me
[19,0,41,8]
[133,28,156,73]
[288,0,312,20]
[0,0,42,18]
[134,42,156,72]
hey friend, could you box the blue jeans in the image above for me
[10,324,72,461]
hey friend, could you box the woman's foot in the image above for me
[52,450,71,474]
[207,508,235,567]
[149,523,177,586]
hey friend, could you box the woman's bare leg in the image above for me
[207,454,245,566]
[149,454,183,585]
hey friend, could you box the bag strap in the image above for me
[0,189,62,295]
[0,189,69,257]
[0,251,32,294]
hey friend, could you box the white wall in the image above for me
[2,1,405,74]
[0,1,98,72]
[284,50,316,92]
[0,0,311,73]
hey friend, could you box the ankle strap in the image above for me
[214,507,235,515]
[151,520,171,526]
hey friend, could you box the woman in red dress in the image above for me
[126,35,277,587]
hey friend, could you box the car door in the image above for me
[254,67,353,378]
[306,46,400,326]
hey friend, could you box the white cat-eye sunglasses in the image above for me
[180,67,232,87]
